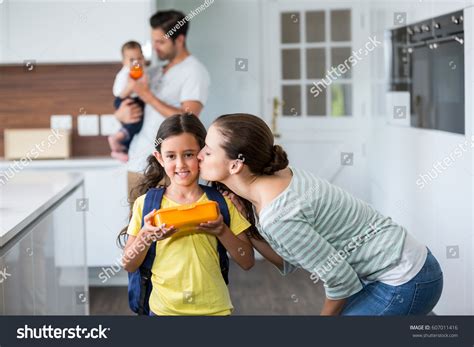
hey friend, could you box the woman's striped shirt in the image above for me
[254,167,406,300]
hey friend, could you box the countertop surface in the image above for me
[0,171,84,247]
[0,156,122,169]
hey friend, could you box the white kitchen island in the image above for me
[0,171,88,315]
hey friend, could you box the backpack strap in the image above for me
[200,184,231,284]
[140,187,165,267]
[136,187,165,315]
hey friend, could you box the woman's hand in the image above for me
[219,190,248,217]
[138,209,178,244]
[198,214,225,236]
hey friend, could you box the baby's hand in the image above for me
[139,209,178,243]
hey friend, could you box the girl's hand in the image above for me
[198,214,225,236]
[139,209,178,243]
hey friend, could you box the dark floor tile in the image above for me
[90,260,325,315]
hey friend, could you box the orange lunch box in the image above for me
[152,201,220,230]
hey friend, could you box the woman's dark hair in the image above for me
[213,113,289,175]
[150,10,188,41]
[117,114,206,247]
[212,113,290,240]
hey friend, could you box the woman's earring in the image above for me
[237,153,246,163]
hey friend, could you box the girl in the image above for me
[119,114,254,316]
[197,113,443,316]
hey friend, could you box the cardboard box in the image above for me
[4,128,72,160]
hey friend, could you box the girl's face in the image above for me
[198,125,232,182]
[154,133,201,187]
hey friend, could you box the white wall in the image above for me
[367,0,474,314]
[155,0,263,128]
[161,0,371,202]
[167,0,474,314]
[0,0,154,63]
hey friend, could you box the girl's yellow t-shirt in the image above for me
[127,192,251,316]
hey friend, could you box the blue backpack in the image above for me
[128,184,230,315]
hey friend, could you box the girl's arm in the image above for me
[247,236,284,271]
[122,209,177,273]
[199,216,255,270]
[218,226,255,270]
[221,190,285,271]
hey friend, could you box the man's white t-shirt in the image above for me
[127,55,210,173]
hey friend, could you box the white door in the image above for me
[262,0,373,199]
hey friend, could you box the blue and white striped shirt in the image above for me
[255,167,406,300]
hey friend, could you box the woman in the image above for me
[197,113,443,316]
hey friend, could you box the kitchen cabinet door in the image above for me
[51,186,88,315]
[82,166,129,268]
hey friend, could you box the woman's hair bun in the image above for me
[262,144,289,175]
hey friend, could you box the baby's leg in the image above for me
[108,129,128,152]
[108,129,129,163]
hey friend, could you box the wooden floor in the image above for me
[90,259,325,315]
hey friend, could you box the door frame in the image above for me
[261,0,372,136]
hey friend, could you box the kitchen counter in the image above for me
[0,171,84,247]
[0,157,129,271]
[0,156,122,170]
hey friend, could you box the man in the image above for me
[115,10,210,201]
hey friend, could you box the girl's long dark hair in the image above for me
[211,182,264,240]
[117,113,206,248]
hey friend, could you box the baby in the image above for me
[109,41,146,162]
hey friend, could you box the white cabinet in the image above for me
[0,159,130,271]
[81,167,129,268]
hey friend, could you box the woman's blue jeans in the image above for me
[341,249,443,315]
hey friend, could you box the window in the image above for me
[280,9,353,117]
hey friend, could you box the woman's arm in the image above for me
[320,297,347,316]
